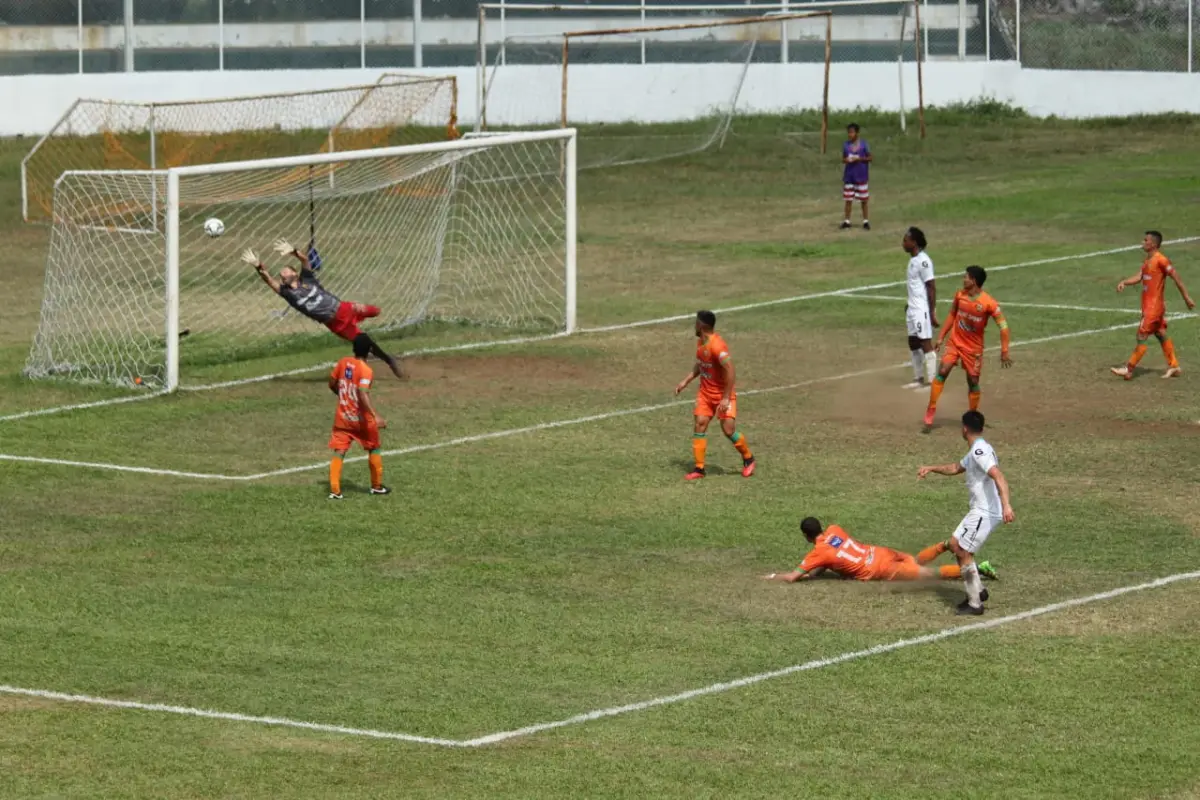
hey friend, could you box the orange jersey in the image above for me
[330,356,375,430]
[696,333,733,395]
[946,290,1007,355]
[1140,251,1175,319]
[797,526,894,581]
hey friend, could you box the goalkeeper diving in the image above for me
[243,239,405,379]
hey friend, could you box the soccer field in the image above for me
[1,109,1199,798]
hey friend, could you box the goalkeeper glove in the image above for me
[273,238,297,257]
[241,248,261,268]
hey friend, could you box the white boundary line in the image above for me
[4,569,1196,747]
[5,237,1197,425]
[843,294,1144,315]
[2,314,1193,482]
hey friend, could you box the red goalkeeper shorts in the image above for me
[326,302,380,341]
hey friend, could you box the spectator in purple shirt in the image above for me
[841,123,872,231]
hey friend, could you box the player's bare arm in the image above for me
[357,386,386,430]
[274,238,314,276]
[936,297,959,349]
[1170,270,1196,309]
[994,309,1013,368]
[242,249,281,294]
[718,357,735,414]
[917,462,965,479]
[761,568,822,582]
[675,363,701,395]
[988,465,1016,523]
[1115,272,1141,293]
[926,277,939,328]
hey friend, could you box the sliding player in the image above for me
[902,226,938,389]
[242,239,405,379]
[924,266,1011,432]
[760,517,998,583]
[674,310,755,480]
[918,411,1014,615]
[1111,230,1195,380]
[328,334,391,500]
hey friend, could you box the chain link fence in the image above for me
[1008,0,1196,70]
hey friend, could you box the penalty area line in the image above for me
[4,570,1196,748]
[841,294,1144,315]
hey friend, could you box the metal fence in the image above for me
[0,0,1191,73]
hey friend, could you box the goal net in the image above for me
[25,130,576,391]
[21,73,460,224]
[480,12,833,167]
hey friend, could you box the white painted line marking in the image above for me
[461,570,1200,747]
[843,294,1144,315]
[8,236,1195,423]
[0,685,464,747]
[0,390,169,424]
[5,570,1196,747]
[2,314,1192,482]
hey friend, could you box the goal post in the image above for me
[21,73,459,224]
[26,129,577,392]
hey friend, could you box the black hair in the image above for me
[696,310,717,329]
[1146,230,1163,247]
[352,333,373,359]
[800,517,824,538]
[847,123,860,133]
[966,265,987,288]
[962,410,985,433]
[906,226,927,250]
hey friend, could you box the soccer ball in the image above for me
[203,218,225,237]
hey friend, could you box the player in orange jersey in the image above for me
[327,334,391,500]
[924,265,1012,432]
[1111,230,1195,380]
[674,310,755,480]
[760,517,999,583]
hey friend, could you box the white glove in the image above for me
[273,238,296,256]
[241,248,261,267]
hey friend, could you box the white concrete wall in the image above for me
[4,63,1200,138]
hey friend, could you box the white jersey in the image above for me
[960,437,1003,516]
[906,251,935,312]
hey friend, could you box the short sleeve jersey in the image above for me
[697,333,732,395]
[961,437,1003,516]
[906,252,935,311]
[279,267,342,323]
[331,356,374,429]
[797,525,879,581]
[1140,251,1175,319]
[949,290,1003,354]
[842,140,870,185]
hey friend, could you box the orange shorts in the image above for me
[329,425,380,453]
[1138,315,1167,339]
[695,390,736,420]
[941,343,983,378]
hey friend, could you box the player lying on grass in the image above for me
[1111,230,1195,380]
[242,239,405,379]
[675,310,755,480]
[328,334,391,500]
[761,517,998,584]
[924,265,1011,432]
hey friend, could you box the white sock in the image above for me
[924,350,938,383]
[962,562,982,607]
[910,350,924,381]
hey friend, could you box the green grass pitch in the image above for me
[0,108,1199,798]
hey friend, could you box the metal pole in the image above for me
[165,171,181,393]
[360,0,367,68]
[414,0,424,67]
[149,104,157,231]
[477,5,487,130]
[561,35,569,128]
[564,132,577,335]
[985,0,991,60]
[915,0,926,139]
[1188,0,1193,72]
[124,0,135,72]
[1015,0,1021,63]
[922,0,929,63]
[957,0,966,59]
[78,0,83,74]
[218,0,224,70]
[500,0,507,66]
[821,14,831,154]
[781,0,789,64]
[640,0,646,65]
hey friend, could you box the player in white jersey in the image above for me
[902,227,939,389]
[917,410,1014,615]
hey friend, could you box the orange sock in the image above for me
[1128,343,1148,369]
[729,430,752,461]
[692,434,707,470]
[368,452,384,489]
[928,378,945,410]
[968,390,981,411]
[939,564,961,579]
[1162,338,1179,368]
[329,455,343,495]
[917,541,948,564]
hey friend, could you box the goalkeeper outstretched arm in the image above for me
[243,249,282,294]
[274,238,316,278]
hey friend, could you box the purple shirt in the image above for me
[843,140,870,184]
